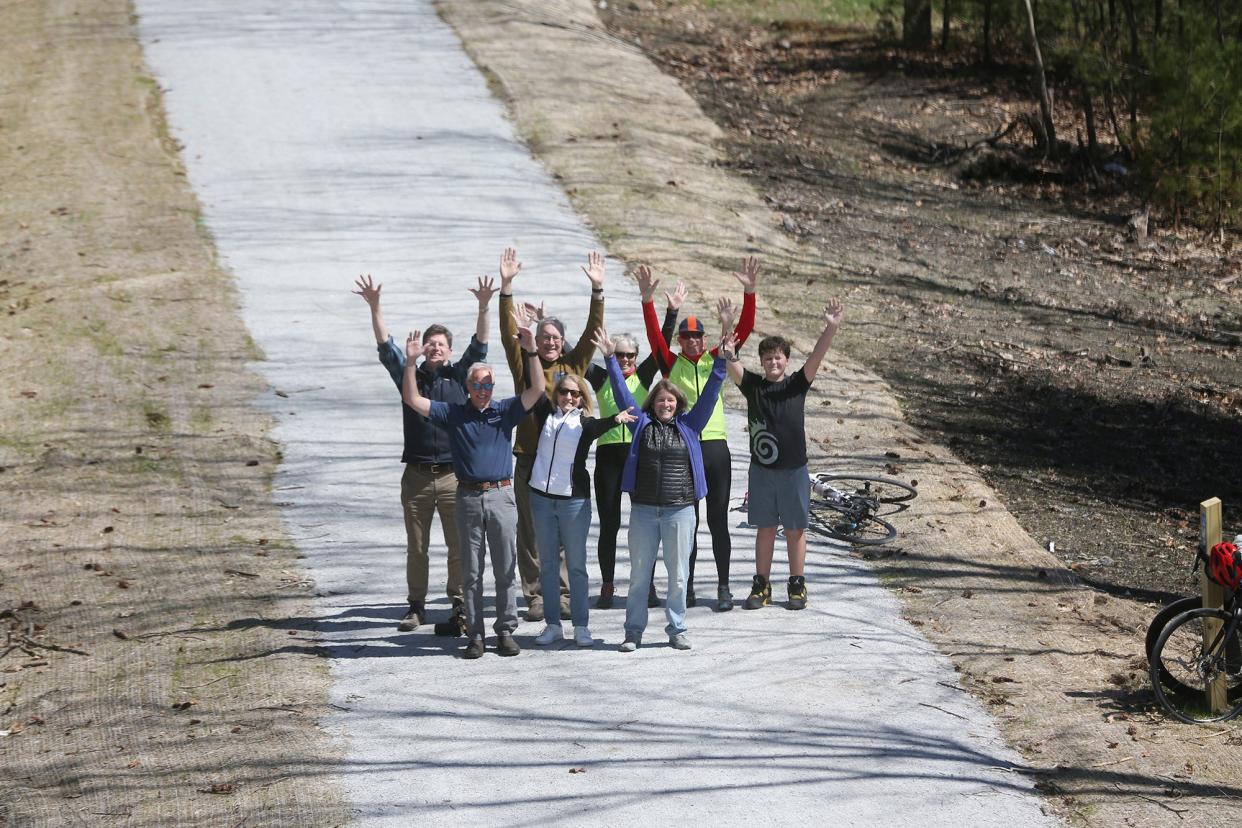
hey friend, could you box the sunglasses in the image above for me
[678,332,704,340]
[556,388,582,398]
[615,351,638,359]
[469,381,495,391]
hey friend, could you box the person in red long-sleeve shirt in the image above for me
[635,257,760,611]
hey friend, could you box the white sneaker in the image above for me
[534,623,564,646]
[573,626,593,647]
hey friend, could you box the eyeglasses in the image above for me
[537,333,563,343]
[678,332,704,340]
[556,388,582,398]
[615,351,638,359]
[469,381,495,391]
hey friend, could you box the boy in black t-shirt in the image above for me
[725,299,843,609]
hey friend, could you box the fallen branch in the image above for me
[20,636,90,656]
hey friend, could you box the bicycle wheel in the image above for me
[1150,608,1242,724]
[813,474,917,504]
[809,507,897,545]
[1146,596,1202,694]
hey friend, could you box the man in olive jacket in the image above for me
[497,247,605,621]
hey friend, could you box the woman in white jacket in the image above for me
[527,373,635,646]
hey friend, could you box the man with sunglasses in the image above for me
[497,247,605,622]
[353,274,494,636]
[637,259,759,611]
[403,323,546,658]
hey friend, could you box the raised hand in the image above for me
[581,251,606,290]
[719,331,739,361]
[469,275,497,307]
[716,296,738,334]
[614,406,638,425]
[591,326,616,358]
[513,313,536,352]
[733,255,760,294]
[665,280,688,311]
[405,330,423,360]
[823,297,844,330]
[634,265,659,304]
[352,274,381,307]
[499,247,522,287]
[512,301,539,329]
[522,300,546,323]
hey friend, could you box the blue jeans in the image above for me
[529,491,592,627]
[625,502,695,637]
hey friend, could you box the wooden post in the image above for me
[1199,497,1227,713]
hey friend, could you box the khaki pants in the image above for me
[400,463,464,605]
[514,453,568,605]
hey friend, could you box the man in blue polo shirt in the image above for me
[353,273,494,635]
[403,322,546,658]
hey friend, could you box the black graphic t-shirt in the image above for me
[739,367,812,469]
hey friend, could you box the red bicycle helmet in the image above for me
[1207,542,1242,589]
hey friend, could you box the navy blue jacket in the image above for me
[378,334,487,465]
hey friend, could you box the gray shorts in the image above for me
[747,463,810,530]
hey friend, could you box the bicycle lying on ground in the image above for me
[1148,540,1242,724]
[806,474,917,545]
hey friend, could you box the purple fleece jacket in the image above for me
[605,353,726,502]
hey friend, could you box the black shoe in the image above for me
[647,585,660,608]
[686,588,697,608]
[787,576,808,611]
[596,582,615,610]
[462,636,485,659]
[496,632,521,657]
[397,602,425,632]
[715,585,733,612]
[433,602,466,637]
[744,575,771,610]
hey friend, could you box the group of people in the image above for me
[353,248,843,657]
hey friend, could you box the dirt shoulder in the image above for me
[438,1,1242,825]
[0,1,345,823]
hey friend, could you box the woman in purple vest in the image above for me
[592,319,736,652]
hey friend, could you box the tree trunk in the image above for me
[941,0,951,50]
[1022,0,1058,154]
[903,0,933,49]
[982,0,993,64]
[1082,82,1100,160]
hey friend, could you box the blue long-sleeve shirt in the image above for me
[377,334,487,465]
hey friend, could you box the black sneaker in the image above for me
[462,636,485,659]
[686,587,697,608]
[715,584,733,612]
[744,575,771,610]
[397,602,425,632]
[496,632,521,657]
[433,600,466,637]
[787,576,808,611]
[647,585,660,608]
[596,582,615,610]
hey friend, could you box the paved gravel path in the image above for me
[135,1,1059,824]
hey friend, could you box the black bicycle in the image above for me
[806,473,917,545]
[1150,591,1242,724]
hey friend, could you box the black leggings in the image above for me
[593,443,628,584]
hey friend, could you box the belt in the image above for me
[459,478,512,492]
[411,462,453,475]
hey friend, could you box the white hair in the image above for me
[466,363,495,384]
[613,333,640,354]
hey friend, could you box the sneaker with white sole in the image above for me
[534,623,564,646]
[668,632,692,650]
[619,632,641,652]
[573,626,593,647]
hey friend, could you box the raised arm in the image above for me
[352,273,389,345]
[468,275,497,344]
[719,305,745,386]
[731,256,760,349]
[497,247,524,383]
[566,251,606,370]
[401,331,432,418]
[803,298,844,383]
[516,322,546,411]
[637,265,675,375]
